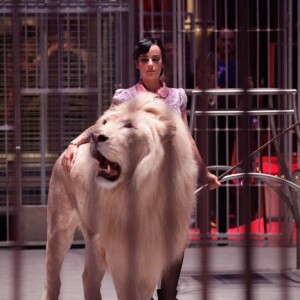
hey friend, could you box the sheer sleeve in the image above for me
[178,88,188,112]
[111,89,132,106]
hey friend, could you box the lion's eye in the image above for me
[124,122,134,129]
[103,119,107,125]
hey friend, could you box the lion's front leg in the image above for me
[42,226,77,300]
[82,234,106,300]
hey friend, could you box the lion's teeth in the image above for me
[107,164,111,174]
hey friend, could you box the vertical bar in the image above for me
[12,0,21,299]
[181,0,186,87]
[50,1,63,151]
[109,3,112,97]
[189,6,196,89]
[172,1,177,87]
[225,1,230,234]
[39,15,47,205]
[268,0,271,88]
[160,0,164,38]
[66,13,70,87]
[256,0,262,231]
[224,0,228,87]
[213,0,217,87]
[267,0,272,233]
[177,0,183,87]
[256,0,260,87]
[116,1,121,85]
[287,0,293,89]
[280,2,291,298]
[234,0,239,231]
[284,0,293,178]
[237,0,252,299]
[282,0,287,91]
[2,7,11,243]
[97,8,102,114]
[139,0,144,39]
[127,0,135,86]
[150,0,154,32]
[197,2,211,300]
[213,0,219,194]
[235,0,240,233]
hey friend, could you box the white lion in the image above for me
[42,92,198,300]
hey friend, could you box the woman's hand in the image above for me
[62,143,78,173]
[204,171,221,190]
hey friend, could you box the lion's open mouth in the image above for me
[92,150,121,181]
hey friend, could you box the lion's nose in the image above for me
[92,132,108,143]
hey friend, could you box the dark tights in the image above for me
[151,255,184,300]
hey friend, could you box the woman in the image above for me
[62,37,220,299]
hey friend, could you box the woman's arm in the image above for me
[181,110,220,190]
[61,88,129,173]
[69,125,95,147]
[61,124,95,173]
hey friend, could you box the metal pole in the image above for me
[12,0,22,299]
[237,0,253,299]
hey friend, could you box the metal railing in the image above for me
[187,88,300,267]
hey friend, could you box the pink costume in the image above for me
[112,81,187,116]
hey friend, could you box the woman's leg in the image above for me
[156,254,184,300]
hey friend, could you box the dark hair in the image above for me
[133,37,166,65]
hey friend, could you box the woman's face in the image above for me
[136,45,163,81]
